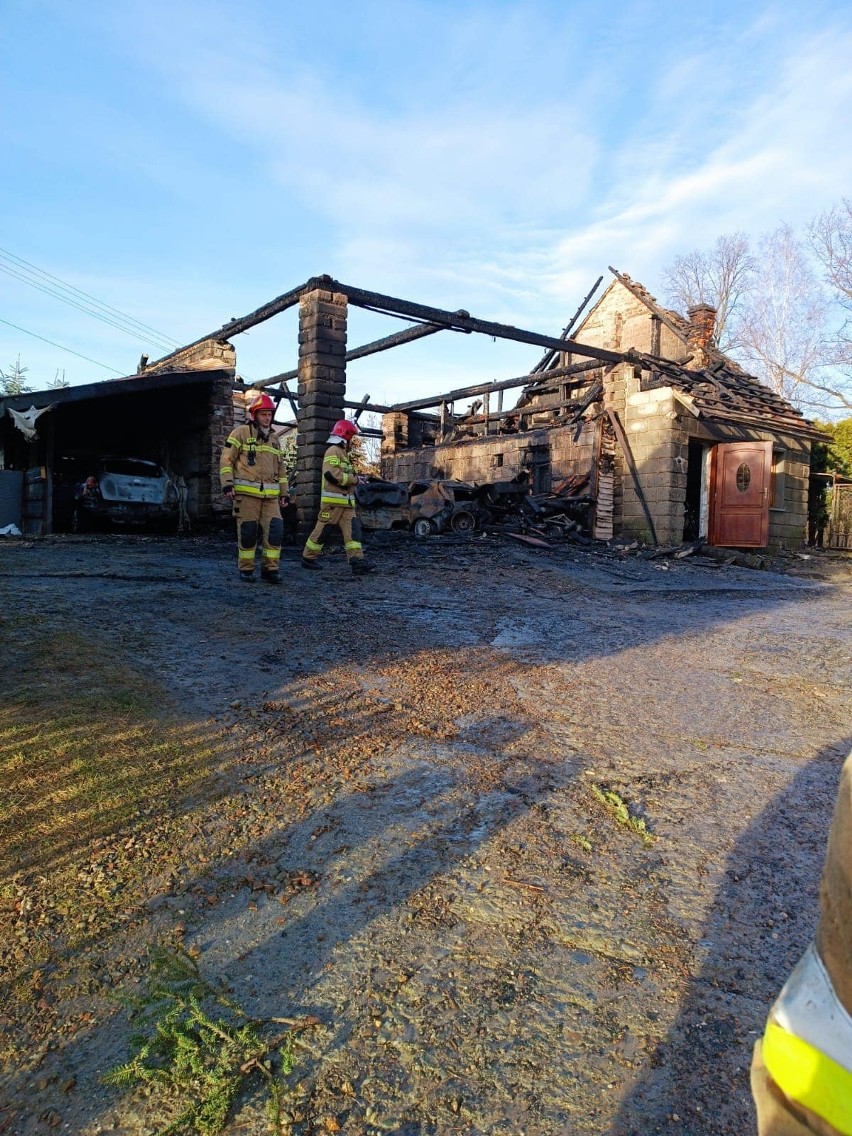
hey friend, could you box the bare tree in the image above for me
[661,232,756,350]
[737,225,850,414]
[810,198,852,308]
[809,199,852,407]
[662,219,852,414]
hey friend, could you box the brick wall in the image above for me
[381,420,599,487]
[295,288,347,524]
[207,373,237,519]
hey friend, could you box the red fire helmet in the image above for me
[247,393,275,419]
[330,419,359,441]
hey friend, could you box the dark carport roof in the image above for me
[0,368,232,415]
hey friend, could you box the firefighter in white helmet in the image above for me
[751,751,852,1135]
[301,418,375,575]
[219,392,289,583]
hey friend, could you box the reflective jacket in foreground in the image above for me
[219,423,288,499]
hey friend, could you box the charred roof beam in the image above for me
[334,278,631,365]
[391,360,603,413]
[249,320,446,390]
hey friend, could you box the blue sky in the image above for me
[3,0,852,405]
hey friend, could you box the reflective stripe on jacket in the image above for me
[320,444,358,508]
[219,423,288,497]
[762,942,852,1135]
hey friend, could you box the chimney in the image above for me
[686,303,717,352]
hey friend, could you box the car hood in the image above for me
[97,473,169,504]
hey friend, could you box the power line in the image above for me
[0,246,183,350]
[0,316,124,375]
[0,261,178,353]
[0,246,182,344]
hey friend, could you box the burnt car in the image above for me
[71,457,179,531]
[406,479,482,536]
[354,478,482,535]
[354,479,411,532]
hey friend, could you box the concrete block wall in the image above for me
[380,421,598,489]
[381,412,409,461]
[296,288,347,523]
[621,382,690,544]
[143,338,237,375]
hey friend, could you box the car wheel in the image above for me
[450,510,476,533]
[413,518,436,538]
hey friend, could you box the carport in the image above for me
[0,365,233,534]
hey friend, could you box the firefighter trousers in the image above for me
[303,505,363,562]
[233,494,283,576]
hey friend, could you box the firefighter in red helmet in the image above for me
[219,392,289,583]
[302,419,375,575]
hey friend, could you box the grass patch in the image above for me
[0,616,236,1066]
[590,784,656,846]
[105,946,314,1136]
[0,621,222,881]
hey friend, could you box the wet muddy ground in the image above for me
[1,531,851,1135]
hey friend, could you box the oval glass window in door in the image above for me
[736,463,752,492]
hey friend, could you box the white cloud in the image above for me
[7,1,852,396]
[542,25,852,315]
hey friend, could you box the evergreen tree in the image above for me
[0,355,32,395]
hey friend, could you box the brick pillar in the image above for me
[209,373,238,522]
[296,287,348,528]
[380,411,409,476]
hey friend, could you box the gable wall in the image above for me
[571,284,686,362]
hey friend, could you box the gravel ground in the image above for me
[1,531,851,1136]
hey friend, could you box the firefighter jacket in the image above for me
[320,443,358,508]
[219,423,288,499]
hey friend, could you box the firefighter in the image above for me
[750,751,852,1135]
[302,418,375,575]
[219,392,289,583]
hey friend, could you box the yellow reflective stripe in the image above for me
[326,456,343,467]
[238,550,255,562]
[225,434,243,446]
[220,465,233,474]
[344,541,362,551]
[763,1019,852,1135]
[305,539,323,552]
[234,485,281,498]
[321,494,353,506]
[262,548,280,560]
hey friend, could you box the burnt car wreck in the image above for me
[355,472,593,544]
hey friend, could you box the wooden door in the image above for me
[709,441,771,547]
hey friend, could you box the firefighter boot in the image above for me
[301,558,322,571]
